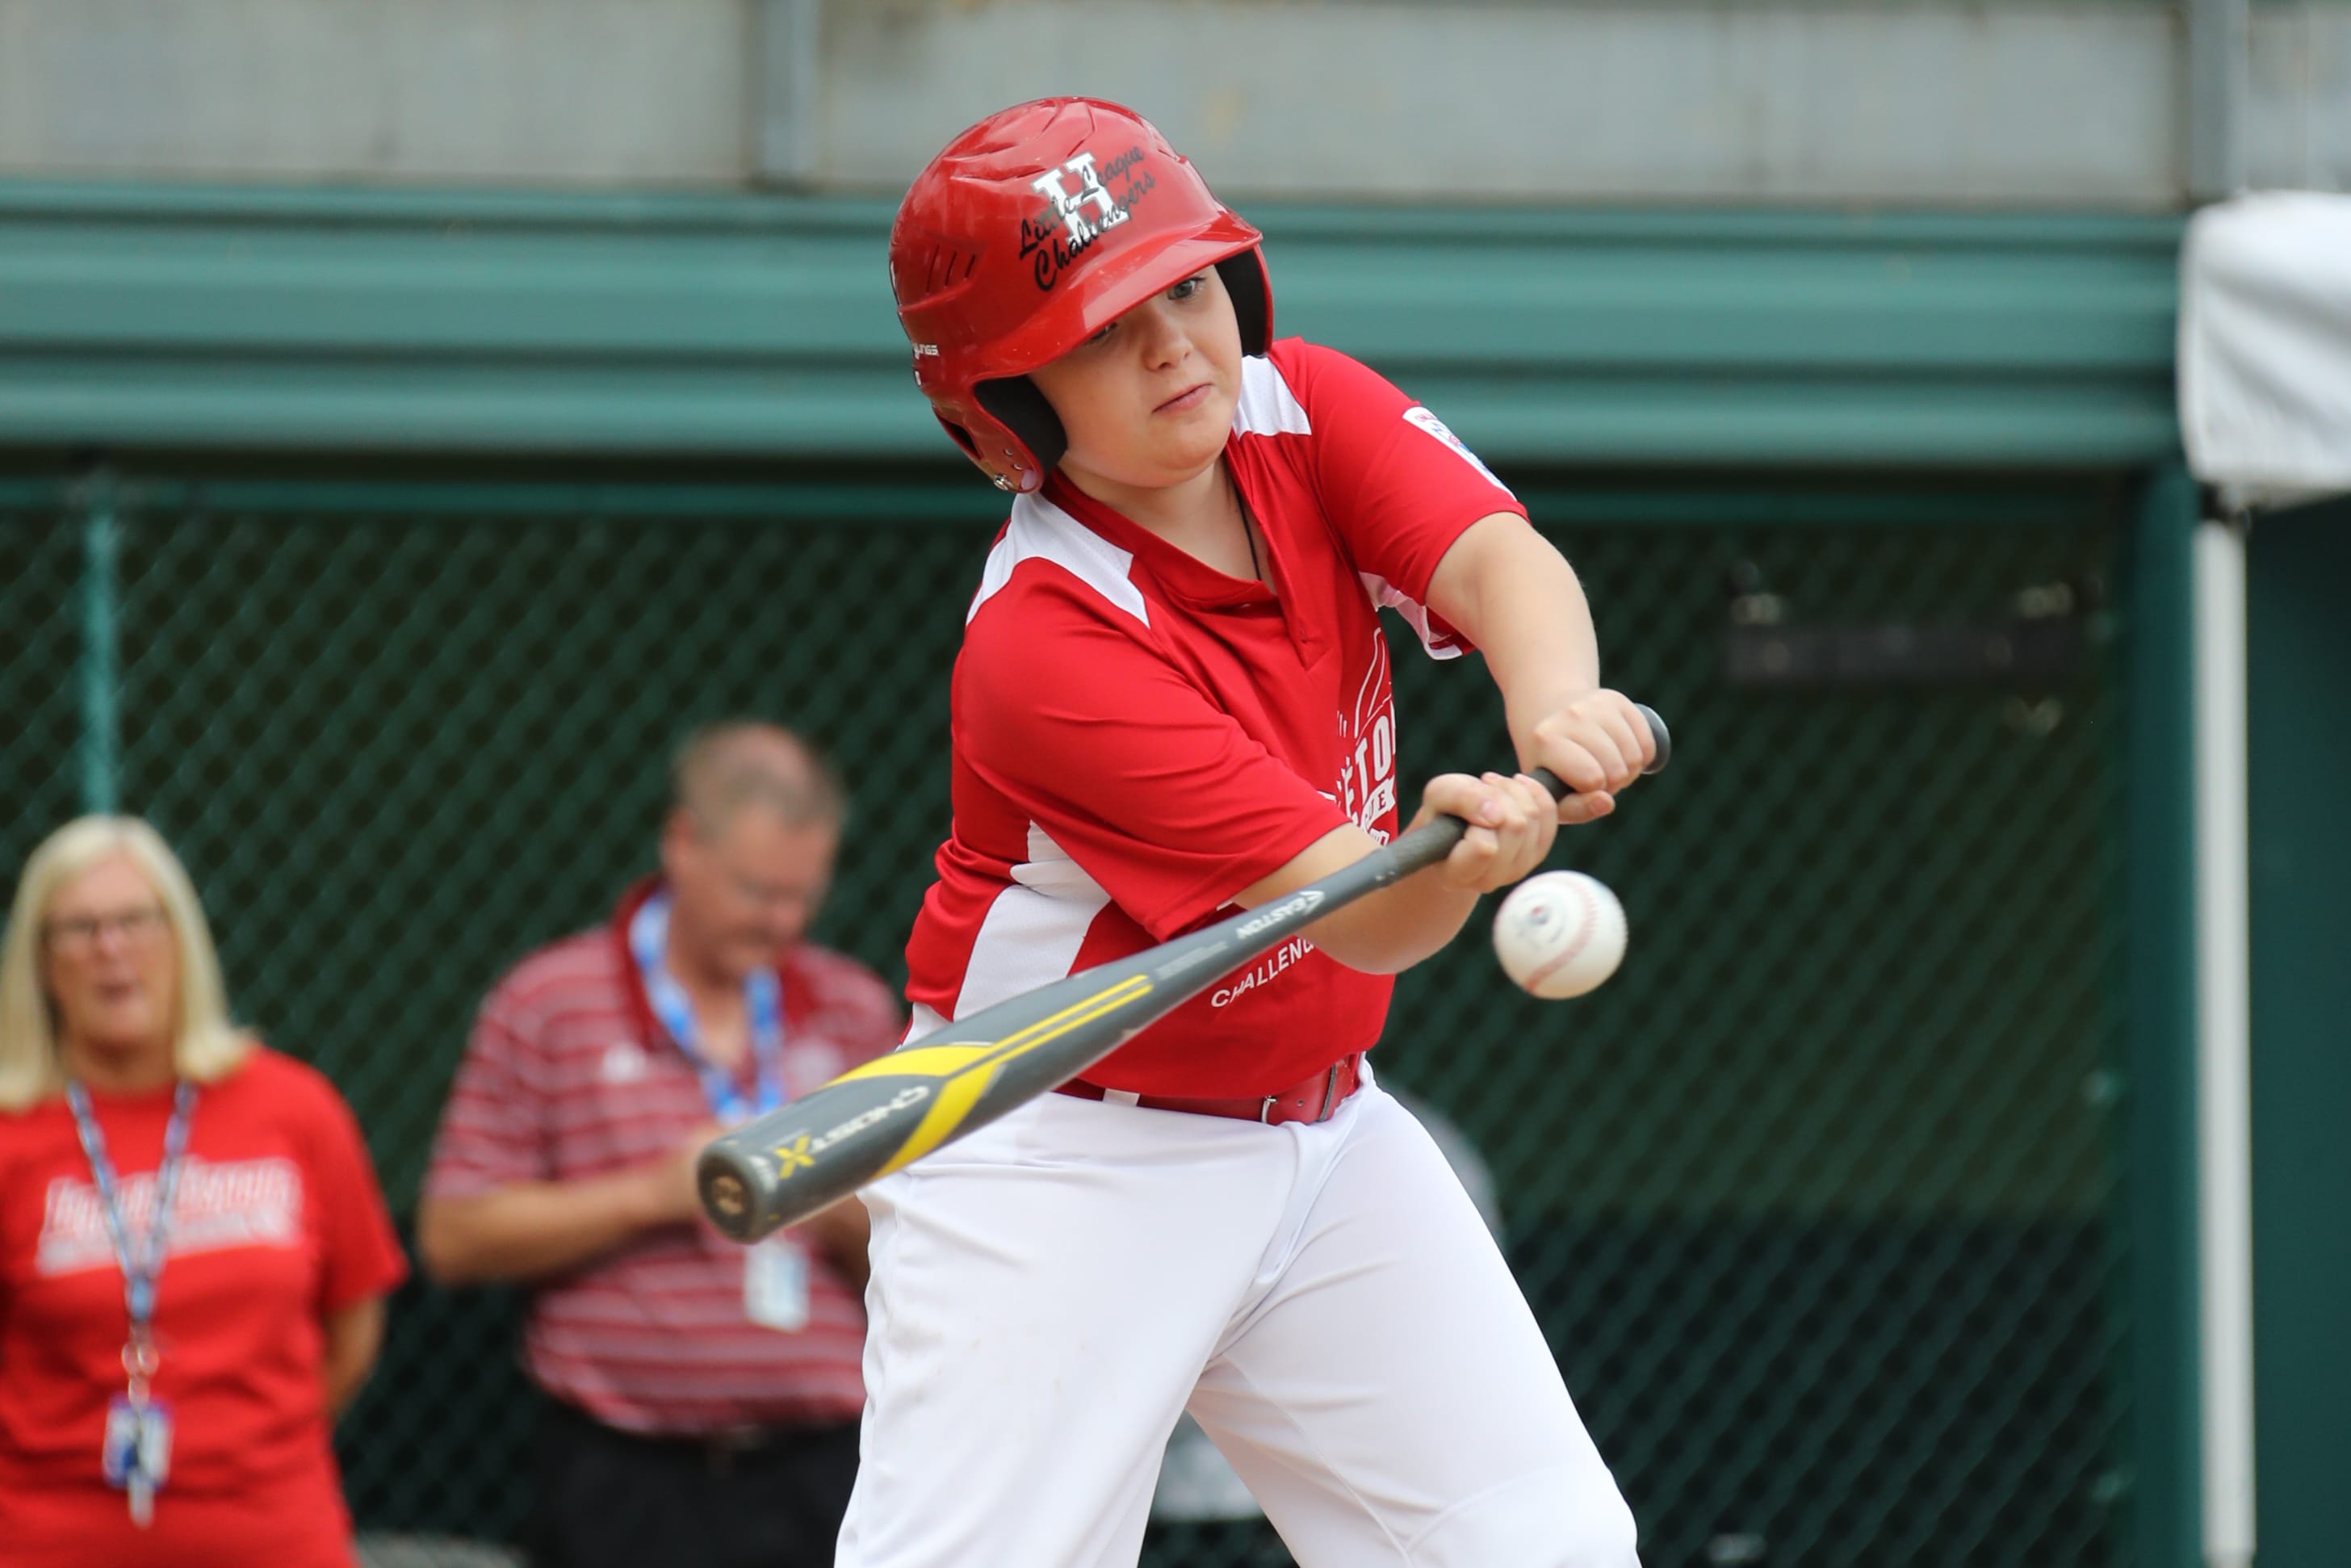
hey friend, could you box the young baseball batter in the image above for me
[847,98,1649,1567]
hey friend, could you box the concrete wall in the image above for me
[0,0,751,182]
[2248,2,2351,190]
[0,0,2345,203]
[828,3,2185,204]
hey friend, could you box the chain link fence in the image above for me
[2,472,2131,1567]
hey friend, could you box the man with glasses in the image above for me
[417,723,900,1568]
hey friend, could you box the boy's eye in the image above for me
[1169,276,1205,301]
[1083,321,1115,346]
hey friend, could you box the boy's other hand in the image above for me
[1411,772,1559,893]
[1527,690,1655,826]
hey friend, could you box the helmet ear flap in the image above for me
[933,413,983,463]
[974,377,1068,484]
[1215,250,1272,357]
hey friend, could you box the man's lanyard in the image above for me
[64,1079,198,1398]
[628,891,787,1124]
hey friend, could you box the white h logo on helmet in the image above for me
[1032,153,1125,247]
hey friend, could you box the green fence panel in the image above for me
[5,474,2135,1567]
[1374,498,2128,1568]
[0,483,90,866]
[107,493,977,1207]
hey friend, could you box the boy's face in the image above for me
[1028,267,1243,490]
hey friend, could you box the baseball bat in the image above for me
[698,704,1670,1243]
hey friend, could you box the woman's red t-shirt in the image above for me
[0,1046,408,1567]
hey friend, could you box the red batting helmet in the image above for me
[889,98,1274,493]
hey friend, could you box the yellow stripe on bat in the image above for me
[837,1042,998,1084]
[836,974,1155,1176]
[767,1045,997,1169]
[837,974,1154,1090]
[872,1065,995,1176]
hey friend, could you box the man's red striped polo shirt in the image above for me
[425,880,903,1434]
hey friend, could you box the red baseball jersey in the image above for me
[0,1046,407,1568]
[903,337,1526,1097]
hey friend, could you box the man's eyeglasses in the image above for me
[44,906,170,951]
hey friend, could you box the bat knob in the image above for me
[1633,703,1671,774]
[704,1170,749,1223]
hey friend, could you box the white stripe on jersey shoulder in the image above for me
[969,493,1149,627]
[951,824,1113,1020]
[1234,354,1311,437]
[1361,572,1468,661]
[1402,405,1515,499]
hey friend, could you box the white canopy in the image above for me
[2180,191,2351,509]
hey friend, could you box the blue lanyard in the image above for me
[628,891,786,1124]
[65,1080,199,1383]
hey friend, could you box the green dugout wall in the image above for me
[0,183,2177,463]
[0,185,2213,1568]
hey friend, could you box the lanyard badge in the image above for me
[66,1080,196,1528]
[103,1392,173,1526]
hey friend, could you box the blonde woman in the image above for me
[0,817,407,1568]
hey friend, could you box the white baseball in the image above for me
[1491,870,1627,1000]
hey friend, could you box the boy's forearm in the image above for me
[1238,824,1479,975]
[1322,866,1481,974]
[1428,516,1603,762]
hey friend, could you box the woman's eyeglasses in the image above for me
[44,906,170,951]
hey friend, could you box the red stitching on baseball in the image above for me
[1519,878,1600,992]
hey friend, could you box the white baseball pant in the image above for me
[834,1058,1640,1567]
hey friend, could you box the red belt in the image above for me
[1054,1053,1364,1126]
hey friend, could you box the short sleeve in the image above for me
[961,591,1348,941]
[1280,341,1527,610]
[300,1073,409,1313]
[422,980,551,1198]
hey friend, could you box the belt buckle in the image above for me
[1264,1062,1347,1126]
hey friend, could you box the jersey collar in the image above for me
[608,877,808,1067]
[1042,470,1281,612]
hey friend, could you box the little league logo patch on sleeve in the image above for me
[1402,406,1515,498]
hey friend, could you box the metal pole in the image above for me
[2194,516,2256,1568]
[2127,464,2205,1568]
[78,470,121,815]
[2187,0,2248,200]
[752,0,822,186]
